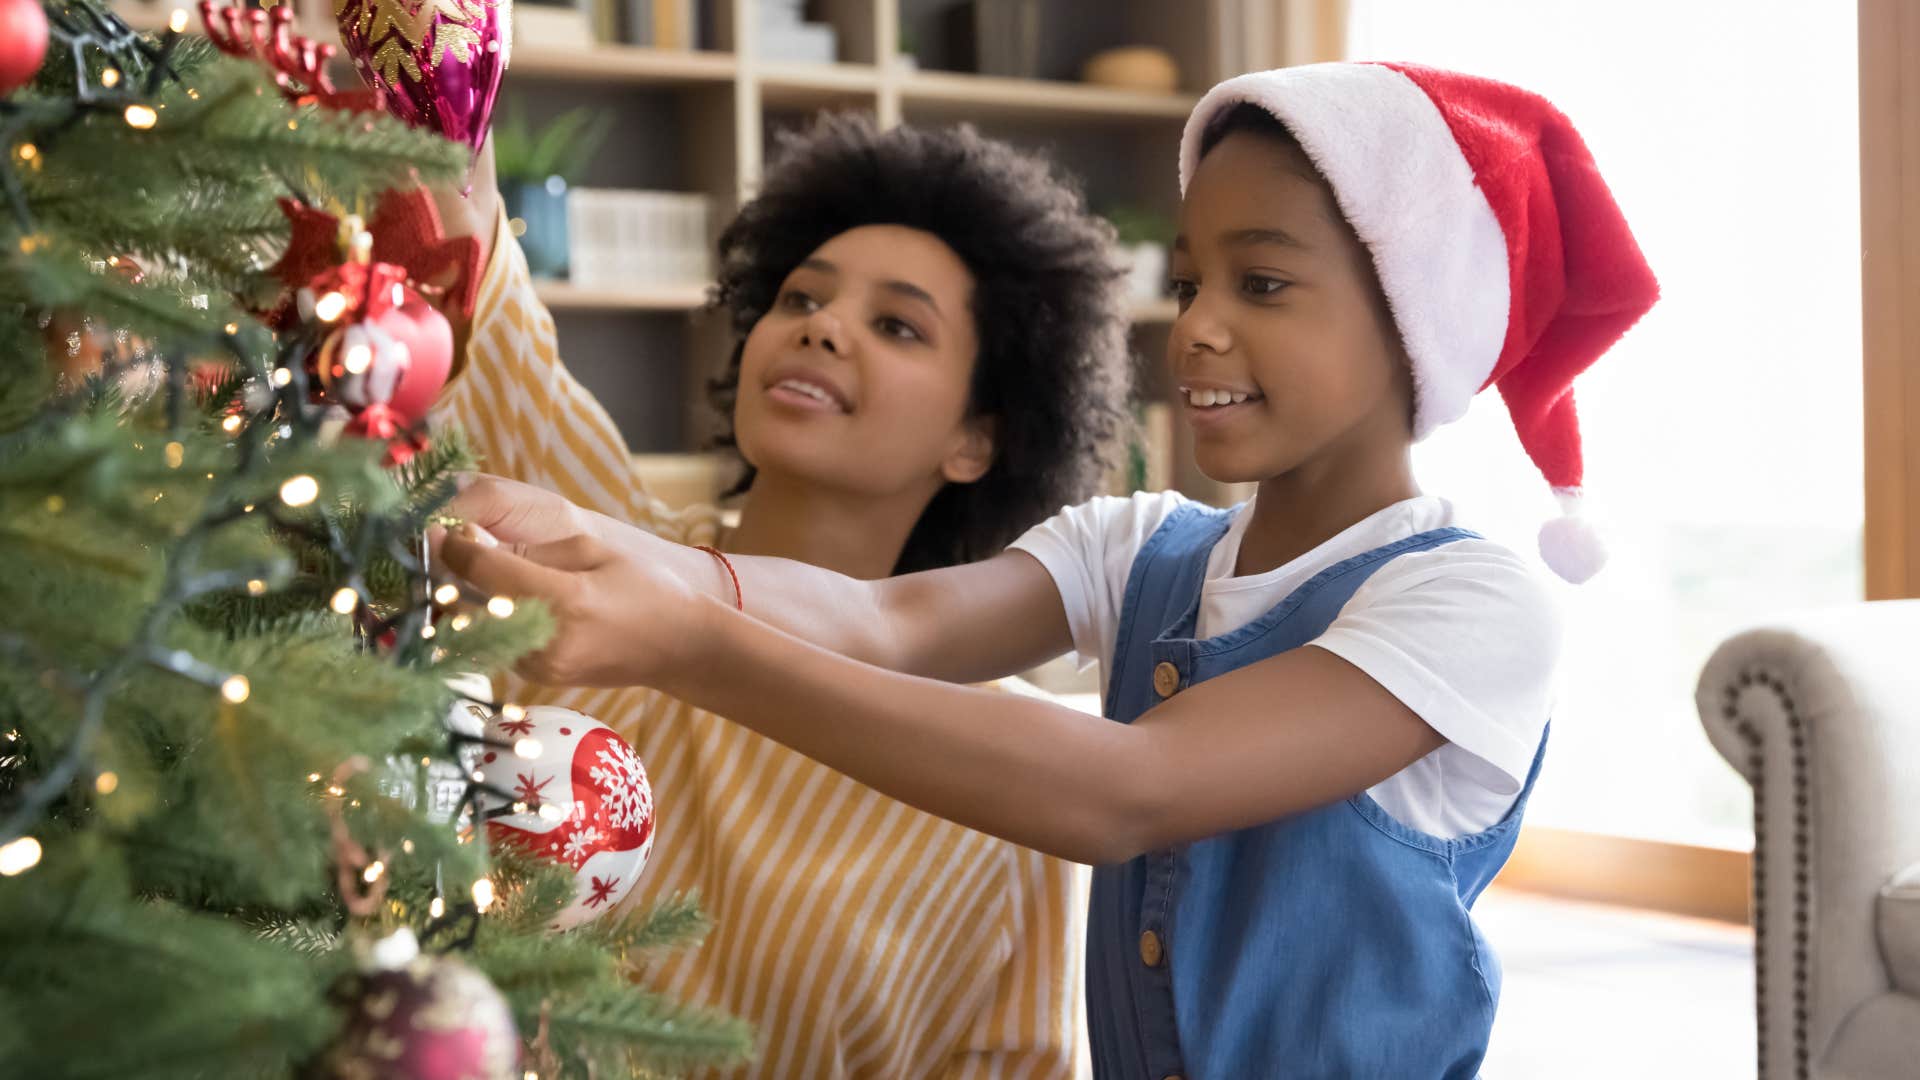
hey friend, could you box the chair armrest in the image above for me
[1696,600,1920,1077]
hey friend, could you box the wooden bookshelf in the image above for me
[511,43,738,85]
[533,281,712,312]
[895,69,1195,121]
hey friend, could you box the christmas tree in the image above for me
[0,1,750,1076]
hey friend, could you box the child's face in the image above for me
[1169,131,1413,485]
[733,225,992,501]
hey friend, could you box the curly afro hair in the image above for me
[709,113,1132,575]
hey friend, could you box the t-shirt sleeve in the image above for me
[1007,490,1187,671]
[1310,541,1562,795]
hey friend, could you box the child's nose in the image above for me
[1171,291,1232,357]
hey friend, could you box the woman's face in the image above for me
[734,224,992,500]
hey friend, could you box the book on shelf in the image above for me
[566,189,714,290]
[514,0,595,47]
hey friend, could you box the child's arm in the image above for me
[436,522,1446,865]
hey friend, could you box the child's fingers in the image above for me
[444,473,581,550]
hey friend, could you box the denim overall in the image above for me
[1086,502,1548,1079]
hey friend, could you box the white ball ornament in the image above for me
[479,705,656,929]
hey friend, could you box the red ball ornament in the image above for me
[0,0,48,97]
[313,939,520,1080]
[482,706,657,930]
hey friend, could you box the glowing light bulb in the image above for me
[486,596,515,618]
[330,587,358,615]
[471,878,495,913]
[0,836,41,876]
[124,105,157,129]
[279,474,318,507]
[313,292,348,322]
[434,583,460,605]
[220,675,250,703]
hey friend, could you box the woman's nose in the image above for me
[798,307,847,355]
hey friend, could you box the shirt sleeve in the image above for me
[1007,490,1187,670]
[428,204,722,546]
[1310,540,1562,795]
[939,849,1090,1080]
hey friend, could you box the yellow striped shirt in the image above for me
[432,208,1088,1080]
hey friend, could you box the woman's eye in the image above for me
[877,316,923,343]
[780,289,819,313]
[1243,274,1289,298]
[1170,279,1198,307]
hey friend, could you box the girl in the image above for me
[429,114,1131,1077]
[437,64,1659,1077]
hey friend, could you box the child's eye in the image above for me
[877,316,924,343]
[780,289,820,313]
[1242,274,1290,298]
[1170,279,1198,307]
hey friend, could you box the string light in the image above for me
[221,414,243,433]
[168,7,189,32]
[471,878,495,913]
[419,624,436,639]
[223,322,238,335]
[94,771,118,794]
[537,802,566,823]
[486,596,515,618]
[220,674,250,704]
[449,613,471,632]
[501,703,526,723]
[247,579,267,596]
[14,143,36,164]
[325,784,345,797]
[401,839,414,854]
[342,343,372,375]
[429,895,445,918]
[329,587,358,615]
[271,367,292,387]
[286,119,298,131]
[433,583,460,605]
[279,474,318,507]
[513,738,542,760]
[307,772,322,783]
[313,292,348,322]
[163,441,184,468]
[0,836,41,876]
[124,105,157,129]
[100,68,120,88]
[361,860,385,884]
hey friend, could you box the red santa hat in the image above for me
[1179,62,1659,583]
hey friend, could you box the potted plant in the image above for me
[492,103,612,278]
[1106,204,1175,302]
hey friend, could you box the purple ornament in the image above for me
[313,949,521,1080]
[334,0,510,170]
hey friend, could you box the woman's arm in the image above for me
[435,523,1445,865]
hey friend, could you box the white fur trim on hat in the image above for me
[1179,64,1511,440]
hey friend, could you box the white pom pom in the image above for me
[1538,488,1607,584]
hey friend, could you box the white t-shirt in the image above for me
[1009,491,1562,840]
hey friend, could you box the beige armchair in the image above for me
[1697,602,1920,1079]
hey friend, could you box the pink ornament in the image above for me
[314,947,519,1080]
[334,0,510,167]
[482,706,656,929]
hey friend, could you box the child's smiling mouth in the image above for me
[1180,384,1265,423]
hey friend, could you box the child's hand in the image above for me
[429,475,717,688]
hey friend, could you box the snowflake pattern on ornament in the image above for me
[589,740,651,832]
[584,875,620,908]
[560,825,604,864]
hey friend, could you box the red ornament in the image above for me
[482,706,656,930]
[302,260,452,464]
[314,949,520,1080]
[198,2,385,114]
[268,188,483,327]
[0,0,48,97]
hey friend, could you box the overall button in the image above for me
[1152,661,1180,698]
[1139,929,1164,968]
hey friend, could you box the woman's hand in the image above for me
[429,474,722,688]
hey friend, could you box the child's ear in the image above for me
[940,415,996,485]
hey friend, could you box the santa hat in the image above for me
[1179,62,1659,583]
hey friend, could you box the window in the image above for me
[1347,0,1863,845]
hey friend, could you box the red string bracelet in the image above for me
[694,545,743,611]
